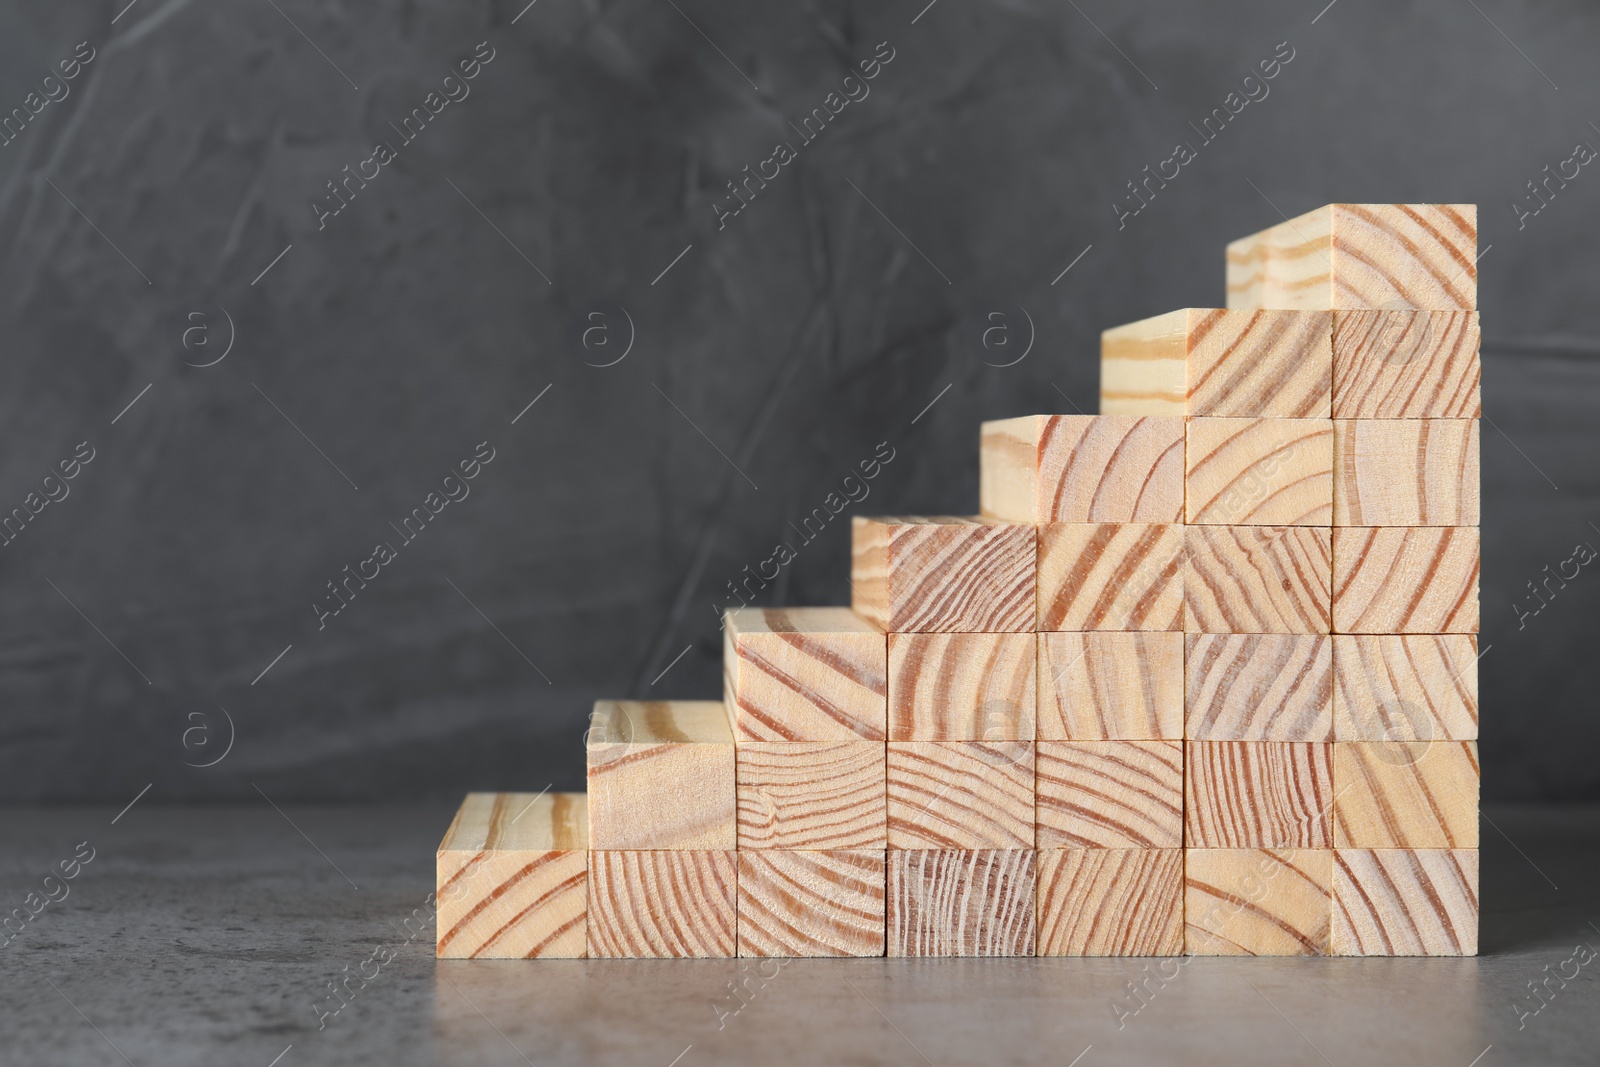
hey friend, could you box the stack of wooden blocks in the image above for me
[437,203,1481,960]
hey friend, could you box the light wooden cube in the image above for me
[1333,527,1479,633]
[1333,310,1481,418]
[1185,742,1334,849]
[1185,417,1333,526]
[1037,849,1183,956]
[887,849,1036,957]
[1185,634,1332,741]
[587,850,736,958]
[979,414,1183,522]
[722,607,886,741]
[1100,309,1332,418]
[1185,849,1332,956]
[1332,849,1478,956]
[1333,635,1478,741]
[852,516,1035,633]
[1333,741,1480,849]
[1037,632,1184,740]
[436,792,587,959]
[586,700,735,850]
[1036,741,1182,848]
[738,850,886,958]
[1332,419,1479,526]
[886,742,1034,849]
[736,741,886,849]
[888,632,1036,741]
[1225,203,1477,310]
[1037,523,1184,631]
[1185,526,1332,634]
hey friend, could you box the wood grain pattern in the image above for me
[1100,308,1332,417]
[1333,741,1480,849]
[1225,203,1477,310]
[436,792,587,959]
[852,516,1036,633]
[723,607,887,742]
[737,850,886,957]
[586,700,736,850]
[1333,635,1479,742]
[979,414,1183,522]
[1332,310,1481,418]
[1185,742,1334,849]
[888,632,1036,741]
[736,741,886,849]
[886,741,1034,849]
[1038,632,1184,740]
[1185,418,1333,526]
[1332,527,1480,633]
[1185,849,1332,956]
[1185,526,1332,634]
[587,850,737,958]
[1333,419,1479,526]
[1036,849,1183,956]
[1037,523,1184,632]
[1332,849,1478,956]
[887,849,1036,957]
[1185,634,1332,741]
[1036,741,1183,848]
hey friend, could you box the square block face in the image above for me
[1038,632,1184,740]
[1185,634,1332,741]
[888,632,1036,741]
[1333,635,1478,741]
[887,742,1034,849]
[1037,524,1183,631]
[1332,310,1481,418]
[1036,741,1183,848]
[738,850,886,958]
[1185,849,1333,956]
[1333,849,1478,956]
[1185,526,1332,634]
[1333,742,1479,848]
[736,742,886,849]
[587,851,736,958]
[1037,849,1183,956]
[887,850,1036,957]
[586,701,736,850]
[1185,742,1334,849]
[723,607,887,741]
[1332,420,1479,526]
[852,516,1036,633]
[1332,527,1479,633]
[1185,418,1333,526]
[979,415,1183,522]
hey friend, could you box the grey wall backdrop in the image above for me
[1,0,1595,803]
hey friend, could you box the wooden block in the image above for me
[1225,204,1477,310]
[1332,849,1479,956]
[1333,419,1479,526]
[1037,849,1183,956]
[1332,310,1481,418]
[1100,309,1333,418]
[1185,417,1333,526]
[1037,632,1184,740]
[722,607,886,741]
[587,850,736,958]
[887,849,1036,957]
[1332,527,1479,633]
[1037,523,1183,631]
[979,414,1183,522]
[435,792,587,959]
[888,632,1036,741]
[585,700,735,850]
[1333,635,1478,741]
[1036,741,1183,848]
[1185,634,1332,741]
[1185,849,1332,956]
[886,742,1034,849]
[736,741,886,849]
[1184,526,1332,634]
[1185,742,1334,848]
[1333,741,1480,849]
[737,850,886,957]
[851,516,1036,633]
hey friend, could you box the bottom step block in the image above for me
[1037,849,1183,956]
[588,850,737,958]
[1333,849,1479,956]
[888,850,1036,957]
[1185,849,1332,956]
[738,850,886,957]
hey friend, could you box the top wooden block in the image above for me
[852,516,1036,633]
[723,607,887,741]
[980,415,1183,523]
[586,700,736,850]
[1226,204,1477,311]
[439,791,588,854]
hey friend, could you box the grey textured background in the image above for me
[0,0,1594,803]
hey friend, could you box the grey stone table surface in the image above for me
[0,803,1594,1067]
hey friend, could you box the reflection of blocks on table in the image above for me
[851,516,1036,633]
[1333,741,1480,848]
[888,849,1037,957]
[1185,417,1333,526]
[1332,848,1478,956]
[1185,742,1333,849]
[1185,634,1332,741]
[1037,632,1184,740]
[735,741,886,850]
[1332,310,1481,419]
[1037,523,1184,631]
[1332,419,1479,526]
[1037,849,1183,956]
[1332,527,1479,633]
[1184,526,1332,634]
[886,742,1034,849]
[1035,742,1182,848]
[587,850,736,958]
[1185,849,1332,956]
[585,700,735,850]
[1333,634,1478,741]
[737,850,886,958]
[722,607,886,741]
[979,414,1183,522]
[888,632,1036,741]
